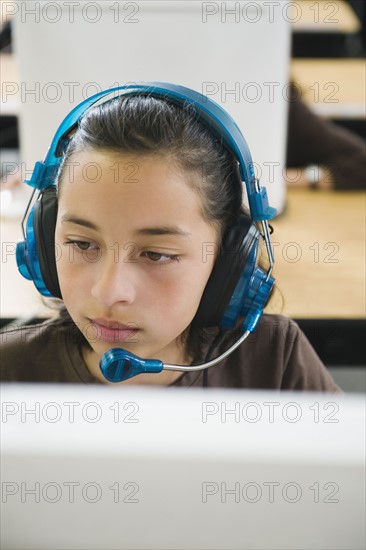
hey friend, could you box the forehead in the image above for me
[57,149,210,233]
[59,149,189,194]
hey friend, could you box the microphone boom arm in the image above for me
[164,330,250,372]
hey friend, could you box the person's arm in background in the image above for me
[286,82,365,191]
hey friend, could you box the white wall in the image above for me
[13,0,291,213]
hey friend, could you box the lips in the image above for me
[89,318,140,344]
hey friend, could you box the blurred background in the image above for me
[1,0,365,391]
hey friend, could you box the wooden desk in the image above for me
[268,188,366,319]
[291,58,366,118]
[292,0,361,33]
[1,189,365,321]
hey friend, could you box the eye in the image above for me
[142,251,180,263]
[64,240,98,252]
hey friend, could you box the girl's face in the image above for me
[55,149,218,382]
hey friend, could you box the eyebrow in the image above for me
[61,215,191,237]
[135,227,191,237]
[61,215,100,231]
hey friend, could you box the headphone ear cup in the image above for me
[192,213,259,329]
[34,186,62,298]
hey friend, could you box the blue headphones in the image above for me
[16,82,276,337]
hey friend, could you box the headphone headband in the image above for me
[25,82,276,222]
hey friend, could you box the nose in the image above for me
[91,250,137,308]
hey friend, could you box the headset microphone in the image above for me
[100,349,164,383]
[100,331,249,383]
[100,327,257,383]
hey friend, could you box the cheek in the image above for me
[56,248,70,294]
[56,245,91,305]
[145,262,213,323]
[56,263,77,309]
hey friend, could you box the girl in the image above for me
[0,83,340,391]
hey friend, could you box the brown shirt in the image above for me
[0,314,341,392]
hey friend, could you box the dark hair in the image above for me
[55,94,248,363]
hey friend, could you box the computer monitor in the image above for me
[11,0,291,213]
[1,384,365,549]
